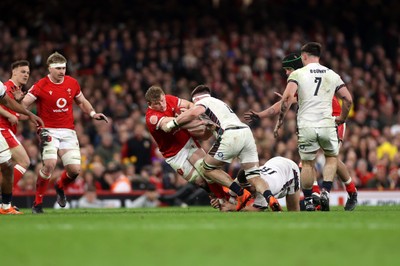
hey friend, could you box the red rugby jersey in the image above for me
[0,80,20,133]
[28,75,81,129]
[146,95,193,158]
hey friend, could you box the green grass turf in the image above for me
[1,206,400,266]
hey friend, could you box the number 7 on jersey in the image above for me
[314,77,322,96]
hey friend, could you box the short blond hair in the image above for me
[47,52,67,66]
[145,86,165,103]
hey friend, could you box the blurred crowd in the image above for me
[0,0,399,200]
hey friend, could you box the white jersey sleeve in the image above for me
[195,96,247,129]
[288,63,344,128]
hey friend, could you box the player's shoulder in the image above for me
[63,75,79,85]
[145,107,154,116]
[196,95,215,105]
[3,79,14,88]
[145,108,161,119]
[288,67,305,80]
[145,109,161,128]
[64,75,77,81]
[165,94,179,102]
[31,76,48,89]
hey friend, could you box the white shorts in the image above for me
[41,128,80,160]
[0,129,12,164]
[165,138,199,179]
[209,127,259,164]
[297,127,339,161]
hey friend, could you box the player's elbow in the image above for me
[344,97,353,108]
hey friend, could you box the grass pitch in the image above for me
[1,206,399,266]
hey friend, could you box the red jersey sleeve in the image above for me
[0,80,19,133]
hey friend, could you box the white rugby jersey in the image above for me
[288,62,345,128]
[253,156,300,207]
[195,95,247,129]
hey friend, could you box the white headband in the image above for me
[49,62,66,68]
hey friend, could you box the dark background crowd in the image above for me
[0,0,399,204]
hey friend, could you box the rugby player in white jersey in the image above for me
[211,156,301,212]
[274,42,353,211]
[245,53,358,211]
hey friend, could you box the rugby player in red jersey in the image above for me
[0,60,32,189]
[0,79,43,215]
[145,86,229,203]
[23,52,108,214]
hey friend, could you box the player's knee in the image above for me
[66,164,81,179]
[67,171,80,180]
[300,151,317,161]
[61,150,81,166]
[0,159,14,175]
[189,172,209,188]
[18,158,30,169]
[39,169,52,179]
[42,146,58,161]
[188,168,201,183]
[1,158,13,168]
[193,159,204,176]
[201,160,219,172]
[200,160,221,182]
[41,160,56,176]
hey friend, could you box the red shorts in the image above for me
[337,123,346,142]
[1,129,20,149]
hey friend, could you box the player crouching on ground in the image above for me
[211,156,301,212]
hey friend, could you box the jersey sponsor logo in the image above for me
[56,98,67,108]
[149,115,158,125]
[53,98,69,113]
[217,152,224,158]
[49,90,53,95]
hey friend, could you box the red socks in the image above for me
[314,180,357,194]
[312,184,321,194]
[13,165,26,189]
[56,170,75,190]
[345,182,357,194]
[34,176,50,205]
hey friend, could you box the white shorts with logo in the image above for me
[297,127,339,161]
[165,138,200,180]
[209,127,259,164]
[41,128,80,160]
[0,129,12,164]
